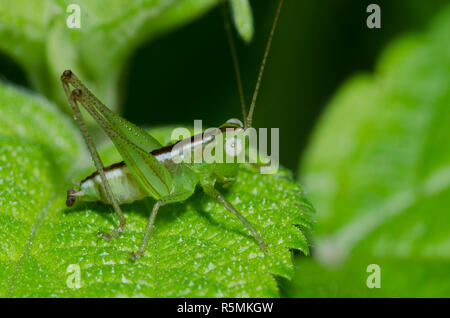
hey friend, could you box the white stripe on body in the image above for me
[80,165,148,204]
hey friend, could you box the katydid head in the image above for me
[225,118,244,128]
[218,118,246,159]
[220,118,244,134]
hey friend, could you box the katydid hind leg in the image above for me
[130,200,164,260]
[61,70,162,153]
[61,78,127,240]
[62,70,172,201]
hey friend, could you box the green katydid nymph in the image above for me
[62,0,284,260]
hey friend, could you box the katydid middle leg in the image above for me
[203,185,268,252]
[130,200,164,261]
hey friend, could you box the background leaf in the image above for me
[230,0,254,43]
[0,83,87,296]
[0,81,313,297]
[287,5,450,297]
[0,0,236,114]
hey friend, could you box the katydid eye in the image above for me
[225,137,243,156]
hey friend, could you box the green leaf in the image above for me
[0,0,254,114]
[290,5,450,297]
[0,81,313,297]
[230,0,254,43]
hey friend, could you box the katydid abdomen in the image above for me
[76,164,148,205]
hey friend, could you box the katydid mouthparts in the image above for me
[62,0,284,260]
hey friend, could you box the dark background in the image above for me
[0,0,446,172]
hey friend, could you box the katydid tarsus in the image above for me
[63,0,284,260]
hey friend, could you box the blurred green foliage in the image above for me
[289,4,450,297]
[0,0,222,113]
[230,0,254,42]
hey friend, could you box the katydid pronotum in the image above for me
[63,0,283,260]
